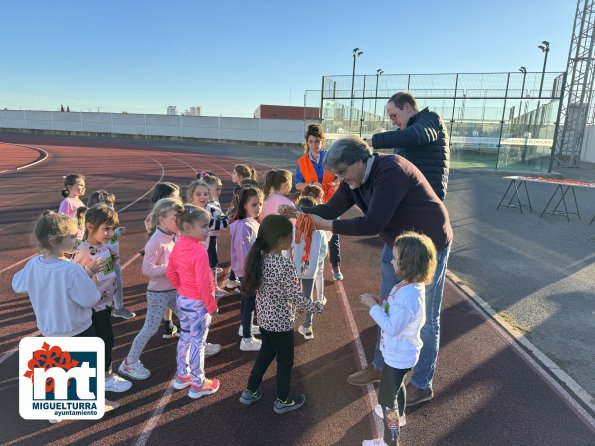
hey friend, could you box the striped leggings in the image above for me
[176,295,211,387]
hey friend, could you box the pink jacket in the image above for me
[260,194,294,221]
[58,196,84,219]
[230,217,259,278]
[143,228,176,292]
[166,236,216,314]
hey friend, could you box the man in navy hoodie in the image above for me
[304,136,452,407]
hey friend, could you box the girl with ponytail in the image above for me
[58,174,86,229]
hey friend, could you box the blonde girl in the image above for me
[119,198,182,380]
[166,204,220,399]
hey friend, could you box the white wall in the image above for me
[581,124,595,163]
[0,110,317,145]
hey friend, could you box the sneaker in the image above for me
[238,324,261,337]
[215,286,227,298]
[374,404,407,427]
[105,399,121,412]
[48,418,62,424]
[162,321,179,339]
[240,337,262,351]
[118,359,150,380]
[273,394,306,414]
[332,266,344,281]
[188,378,220,399]
[205,342,222,357]
[347,365,382,386]
[173,374,192,390]
[406,382,433,406]
[317,295,327,305]
[113,307,136,319]
[239,388,262,405]
[298,325,314,340]
[105,373,132,393]
[226,278,241,289]
[362,439,389,446]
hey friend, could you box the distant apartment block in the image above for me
[167,106,177,115]
[254,105,320,120]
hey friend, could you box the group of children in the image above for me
[12,151,438,446]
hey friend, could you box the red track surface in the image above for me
[0,136,593,446]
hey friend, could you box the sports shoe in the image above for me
[239,388,262,405]
[374,404,406,426]
[205,342,222,357]
[162,321,179,339]
[118,359,150,380]
[105,373,132,393]
[226,278,241,289]
[48,418,62,424]
[273,394,306,414]
[188,378,220,399]
[317,295,327,305]
[240,337,262,351]
[362,439,389,446]
[347,365,382,386]
[215,286,227,298]
[238,324,261,337]
[298,325,314,340]
[406,382,433,406]
[332,266,344,281]
[173,374,192,389]
[113,307,136,319]
[105,399,121,412]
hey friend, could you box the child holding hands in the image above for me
[360,232,437,446]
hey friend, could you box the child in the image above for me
[118,198,182,380]
[198,173,229,297]
[87,190,135,320]
[260,169,294,221]
[238,215,325,414]
[360,232,437,446]
[58,173,85,219]
[143,181,181,338]
[230,187,264,351]
[227,164,257,290]
[12,210,120,419]
[76,206,87,241]
[73,204,133,394]
[166,204,220,399]
[292,196,328,340]
[187,179,229,298]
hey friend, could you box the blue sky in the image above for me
[0,0,575,117]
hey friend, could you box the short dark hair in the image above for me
[388,92,419,111]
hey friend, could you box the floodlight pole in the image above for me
[538,41,550,98]
[373,69,384,124]
[349,48,363,131]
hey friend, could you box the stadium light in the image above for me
[538,41,550,97]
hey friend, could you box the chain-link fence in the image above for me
[311,71,564,172]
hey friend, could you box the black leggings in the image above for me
[246,328,294,401]
[92,307,114,373]
[377,363,411,446]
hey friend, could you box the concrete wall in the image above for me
[581,124,595,164]
[0,110,318,145]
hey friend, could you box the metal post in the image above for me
[359,75,367,137]
[319,76,325,121]
[548,71,568,172]
[519,68,526,119]
[495,72,511,170]
[449,74,459,138]
[539,42,550,98]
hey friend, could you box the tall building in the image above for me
[189,106,201,116]
[167,106,177,115]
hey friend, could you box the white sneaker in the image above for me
[298,325,314,340]
[240,337,262,351]
[105,373,132,393]
[374,404,406,426]
[118,359,150,380]
[226,278,241,289]
[48,418,62,424]
[215,287,227,298]
[362,439,388,446]
[205,342,222,357]
[238,324,261,337]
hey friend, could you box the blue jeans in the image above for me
[372,243,451,390]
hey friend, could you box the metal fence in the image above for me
[313,71,564,171]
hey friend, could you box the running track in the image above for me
[0,137,593,446]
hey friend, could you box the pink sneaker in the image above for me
[188,378,220,399]
[173,374,192,390]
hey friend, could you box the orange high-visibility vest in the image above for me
[297,153,337,202]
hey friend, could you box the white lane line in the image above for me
[447,272,595,432]
[117,155,165,213]
[334,279,384,439]
[169,156,198,175]
[0,142,49,174]
[134,379,177,446]
[0,254,36,275]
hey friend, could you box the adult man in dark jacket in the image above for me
[371,92,450,200]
